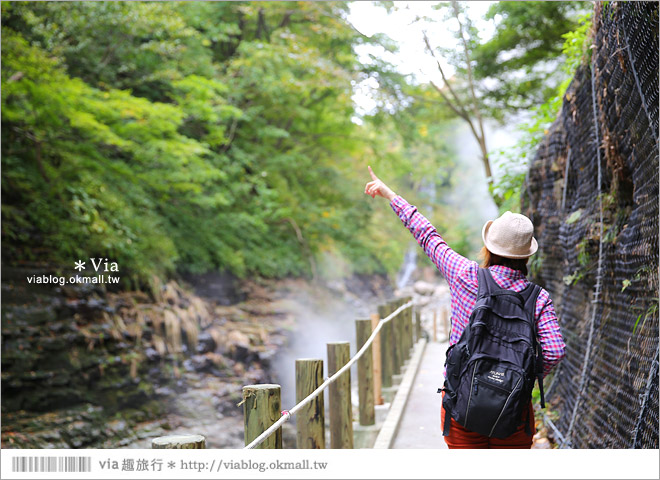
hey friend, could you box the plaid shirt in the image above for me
[391,195,565,376]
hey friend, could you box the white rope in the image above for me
[244,300,414,449]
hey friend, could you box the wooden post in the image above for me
[410,298,415,345]
[295,359,325,449]
[444,305,450,339]
[390,300,402,375]
[411,299,416,345]
[402,298,409,357]
[356,319,375,426]
[242,384,282,449]
[415,309,422,342]
[397,299,406,362]
[327,342,353,448]
[400,298,409,362]
[433,310,438,342]
[411,304,417,344]
[404,297,413,357]
[152,434,206,449]
[378,304,393,388]
[370,313,383,405]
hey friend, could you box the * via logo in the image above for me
[74,258,119,272]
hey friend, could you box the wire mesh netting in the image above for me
[523,1,659,448]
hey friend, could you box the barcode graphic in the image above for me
[11,456,92,473]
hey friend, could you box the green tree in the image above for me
[490,8,593,214]
[3,1,451,287]
[472,1,592,114]
[385,1,590,206]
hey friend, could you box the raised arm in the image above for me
[364,166,473,285]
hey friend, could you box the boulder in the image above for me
[196,332,216,354]
[226,330,250,348]
[413,281,436,295]
[226,330,251,362]
[183,354,220,374]
[394,285,415,298]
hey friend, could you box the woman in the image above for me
[364,166,565,449]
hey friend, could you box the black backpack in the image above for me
[439,268,545,438]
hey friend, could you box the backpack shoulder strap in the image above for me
[478,267,499,299]
[523,281,546,408]
[522,282,543,320]
[481,268,526,305]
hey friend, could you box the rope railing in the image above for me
[244,299,414,449]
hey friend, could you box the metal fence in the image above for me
[523,1,659,448]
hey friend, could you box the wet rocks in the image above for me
[2,266,292,449]
[180,271,246,306]
[182,354,228,376]
[225,330,252,362]
[0,402,160,449]
[144,347,161,362]
[196,332,216,354]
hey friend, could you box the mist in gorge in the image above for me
[268,273,392,409]
[440,120,519,258]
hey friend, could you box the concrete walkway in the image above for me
[391,340,449,449]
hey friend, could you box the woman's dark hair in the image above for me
[479,246,528,276]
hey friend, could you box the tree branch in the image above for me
[255,8,269,40]
[451,1,488,156]
[278,10,294,29]
[422,30,471,117]
[220,117,239,154]
[429,80,469,122]
[422,7,493,187]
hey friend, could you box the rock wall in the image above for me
[1,266,288,448]
[523,2,658,448]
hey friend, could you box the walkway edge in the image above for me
[373,338,428,449]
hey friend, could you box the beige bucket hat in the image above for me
[482,211,538,259]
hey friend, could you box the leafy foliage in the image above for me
[385,1,589,207]
[2,1,466,287]
[472,1,593,116]
[490,10,594,214]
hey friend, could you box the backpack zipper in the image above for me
[488,376,523,437]
[479,379,512,394]
[464,361,479,427]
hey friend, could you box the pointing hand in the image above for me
[364,166,396,201]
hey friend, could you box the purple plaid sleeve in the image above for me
[535,293,566,376]
[390,195,472,285]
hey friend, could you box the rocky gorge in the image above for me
[1,265,393,449]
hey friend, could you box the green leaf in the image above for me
[632,314,643,335]
[621,279,632,292]
[566,209,583,224]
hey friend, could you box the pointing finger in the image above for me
[368,165,378,181]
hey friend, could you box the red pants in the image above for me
[441,393,535,449]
